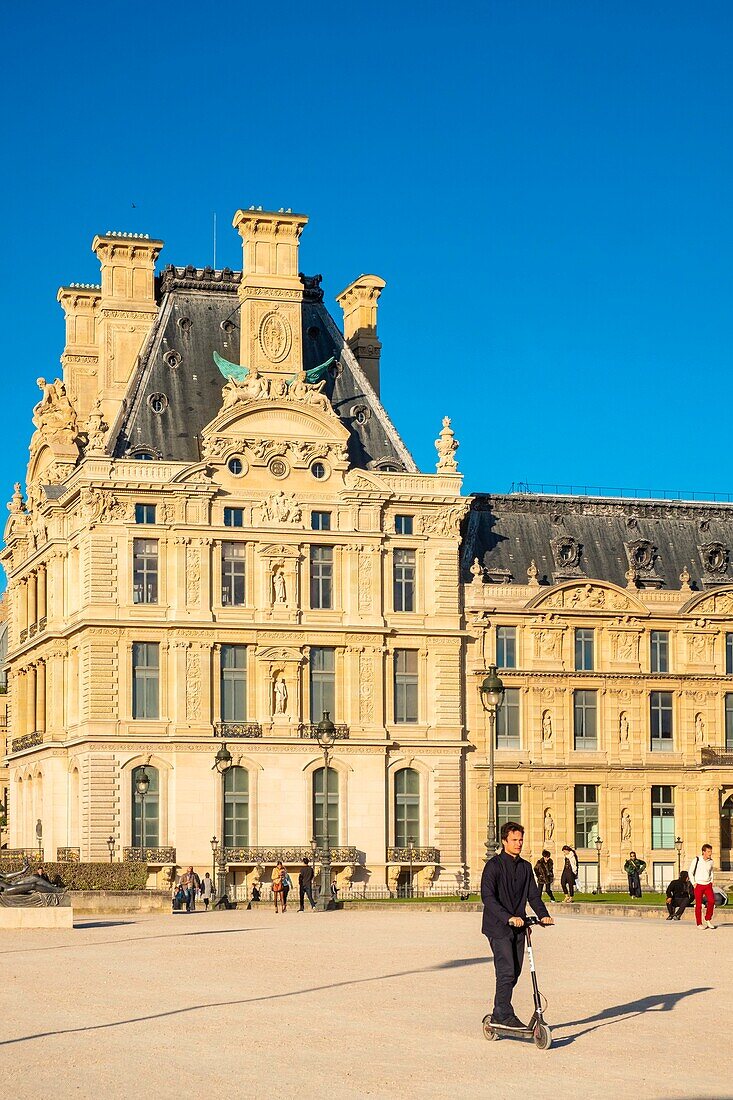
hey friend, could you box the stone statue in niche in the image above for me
[273,674,288,715]
[272,567,286,605]
[619,711,630,742]
[621,808,632,843]
[541,710,553,743]
[543,809,554,842]
[694,712,705,744]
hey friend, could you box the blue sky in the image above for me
[2,2,732,500]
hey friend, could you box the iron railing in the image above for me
[387,846,439,863]
[10,731,43,753]
[56,847,80,862]
[223,845,358,864]
[214,722,263,738]
[701,747,733,766]
[123,846,177,863]
[298,723,350,740]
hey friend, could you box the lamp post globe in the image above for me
[107,835,115,863]
[314,712,336,911]
[212,745,233,908]
[479,666,505,860]
[675,836,683,874]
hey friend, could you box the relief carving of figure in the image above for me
[694,712,705,744]
[543,808,555,842]
[621,808,632,843]
[273,675,288,715]
[536,629,559,659]
[85,397,108,454]
[272,568,286,605]
[335,865,354,893]
[619,711,630,742]
[221,378,248,410]
[387,865,401,896]
[242,367,270,401]
[32,376,78,445]
[261,491,301,524]
[434,415,459,472]
[289,371,331,413]
[541,710,553,743]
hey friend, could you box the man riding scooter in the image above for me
[481,821,554,1030]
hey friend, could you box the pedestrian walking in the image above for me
[272,861,285,914]
[689,844,716,929]
[201,871,214,911]
[481,821,553,1030]
[281,868,292,912]
[182,866,201,912]
[560,845,578,901]
[298,857,316,911]
[623,851,647,899]
[533,850,556,902]
[665,871,694,920]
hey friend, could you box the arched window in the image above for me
[313,766,339,846]
[394,768,420,847]
[224,766,249,847]
[132,766,159,847]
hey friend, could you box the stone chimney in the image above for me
[232,207,308,377]
[91,232,163,410]
[57,284,101,421]
[336,275,386,396]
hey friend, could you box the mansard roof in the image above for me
[463,493,733,592]
[111,266,415,472]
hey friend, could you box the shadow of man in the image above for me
[556,987,712,1045]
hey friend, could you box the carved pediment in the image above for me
[680,587,733,617]
[255,646,305,664]
[258,543,302,560]
[526,581,648,614]
[200,400,350,472]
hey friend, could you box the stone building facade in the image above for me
[2,207,732,892]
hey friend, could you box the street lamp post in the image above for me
[314,711,336,912]
[675,836,683,875]
[595,836,603,895]
[107,835,115,863]
[35,819,43,858]
[408,836,415,899]
[135,767,150,852]
[479,665,505,859]
[211,835,219,885]
[213,744,233,908]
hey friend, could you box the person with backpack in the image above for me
[560,845,578,901]
[281,868,293,912]
[533,850,556,902]
[623,851,647,899]
[689,844,716,929]
[665,870,694,920]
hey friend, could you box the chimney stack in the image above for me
[336,275,386,396]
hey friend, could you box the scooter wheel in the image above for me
[482,1015,498,1041]
[533,1023,552,1050]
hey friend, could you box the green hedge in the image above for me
[0,859,149,891]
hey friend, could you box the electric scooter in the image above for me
[482,916,552,1050]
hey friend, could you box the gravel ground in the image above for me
[1,906,729,1099]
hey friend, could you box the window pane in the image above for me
[575,628,594,671]
[310,546,333,609]
[311,511,331,531]
[135,504,156,524]
[224,508,243,528]
[132,642,159,719]
[651,631,669,673]
[393,549,415,612]
[394,649,418,723]
[726,694,733,751]
[221,645,247,722]
[313,766,339,845]
[650,691,673,751]
[394,767,420,845]
[651,785,675,849]
[573,689,598,750]
[132,766,159,847]
[221,542,246,606]
[727,634,733,676]
[395,515,413,535]
[133,539,158,604]
[496,688,520,749]
[310,647,335,722]
[497,782,521,832]
[574,784,599,848]
[496,626,516,670]
[224,766,249,846]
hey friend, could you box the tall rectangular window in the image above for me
[221,645,246,722]
[221,542,245,606]
[496,687,520,749]
[651,785,675,849]
[135,503,156,524]
[310,546,333,610]
[650,691,673,751]
[573,689,598,750]
[650,630,669,673]
[496,626,517,670]
[393,549,416,612]
[133,539,158,604]
[311,511,331,531]
[310,647,335,722]
[575,628,594,671]
[574,784,599,849]
[224,507,243,528]
[395,514,413,535]
[394,649,418,723]
[132,642,159,719]
[726,694,733,751]
[497,783,521,832]
[727,633,733,675]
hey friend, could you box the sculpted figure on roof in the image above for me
[32,376,78,446]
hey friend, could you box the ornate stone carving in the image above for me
[541,710,553,743]
[185,646,202,721]
[534,628,562,660]
[358,649,374,723]
[621,808,632,843]
[419,502,469,537]
[259,310,292,363]
[684,589,733,615]
[687,633,713,665]
[679,567,692,591]
[699,541,729,580]
[273,674,288,715]
[84,398,108,455]
[387,864,401,895]
[619,711,630,742]
[550,535,583,578]
[539,583,632,612]
[272,567,286,605]
[358,554,373,611]
[335,864,354,893]
[543,808,554,842]
[470,558,484,585]
[259,491,301,524]
[418,864,436,892]
[186,544,201,605]
[694,712,706,744]
[527,560,540,587]
[611,631,638,663]
[434,416,459,472]
[32,378,78,447]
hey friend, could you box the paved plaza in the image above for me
[2,906,729,1099]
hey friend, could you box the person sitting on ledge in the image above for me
[665,871,694,921]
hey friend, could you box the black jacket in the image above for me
[534,857,554,885]
[299,864,314,887]
[481,850,549,939]
[666,877,694,902]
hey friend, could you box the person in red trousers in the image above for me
[689,844,716,930]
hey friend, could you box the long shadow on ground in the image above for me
[552,987,712,1047]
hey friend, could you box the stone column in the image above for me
[17,578,28,640]
[27,574,37,630]
[36,661,46,734]
[27,664,37,733]
[37,565,47,623]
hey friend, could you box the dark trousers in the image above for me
[666,898,689,919]
[488,930,525,1019]
[282,886,290,909]
[539,882,555,902]
[299,883,315,909]
[561,872,575,898]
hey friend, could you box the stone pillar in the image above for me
[37,565,47,623]
[335,275,386,396]
[36,661,46,734]
[17,578,28,639]
[27,572,37,629]
[27,664,37,733]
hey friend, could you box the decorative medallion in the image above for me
[269,457,289,480]
[259,310,291,363]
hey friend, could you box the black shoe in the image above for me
[665,915,674,920]
[673,915,681,920]
[491,1013,527,1030]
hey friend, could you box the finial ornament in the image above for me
[527,560,540,587]
[435,416,459,473]
[469,557,484,585]
[679,566,692,592]
[625,566,638,590]
[8,483,24,514]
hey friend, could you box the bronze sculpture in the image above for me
[0,862,67,907]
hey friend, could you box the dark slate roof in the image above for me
[462,494,733,592]
[113,267,415,471]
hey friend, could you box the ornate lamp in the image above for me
[107,835,115,863]
[315,712,336,910]
[595,836,603,895]
[212,745,233,907]
[675,836,683,874]
[479,666,505,859]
